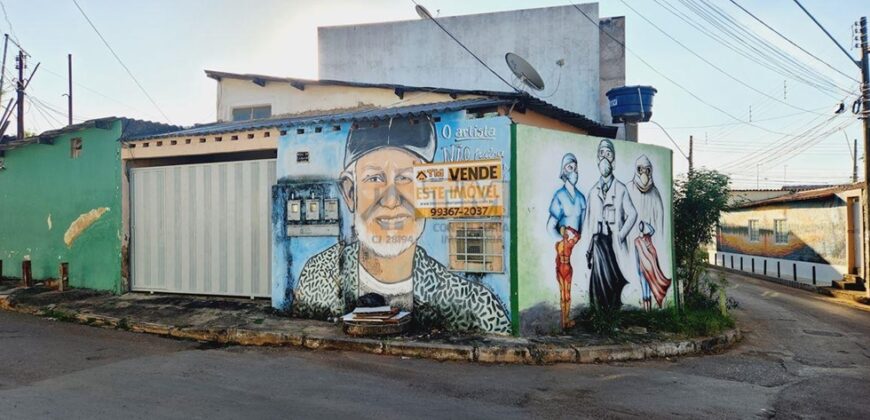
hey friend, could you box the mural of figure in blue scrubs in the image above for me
[547,153,586,329]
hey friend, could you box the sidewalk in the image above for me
[0,280,741,365]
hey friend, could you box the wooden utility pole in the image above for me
[688,135,694,173]
[853,138,858,183]
[15,49,24,140]
[67,53,72,126]
[0,34,8,106]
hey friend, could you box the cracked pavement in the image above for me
[0,270,868,419]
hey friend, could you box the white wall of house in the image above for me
[317,3,622,124]
[709,251,845,287]
[215,78,480,122]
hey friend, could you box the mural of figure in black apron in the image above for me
[586,220,628,310]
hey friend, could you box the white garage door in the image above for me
[130,159,275,297]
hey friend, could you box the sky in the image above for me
[0,0,867,188]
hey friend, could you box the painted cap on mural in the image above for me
[344,117,437,167]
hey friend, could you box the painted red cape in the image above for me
[634,234,671,306]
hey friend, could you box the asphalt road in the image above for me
[0,271,868,419]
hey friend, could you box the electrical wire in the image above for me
[674,0,849,97]
[654,0,843,99]
[728,0,859,83]
[567,2,802,137]
[410,0,519,93]
[677,0,850,97]
[619,0,842,112]
[72,0,173,123]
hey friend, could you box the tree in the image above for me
[673,169,730,300]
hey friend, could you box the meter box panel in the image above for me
[282,182,340,237]
[324,198,339,221]
[287,199,302,222]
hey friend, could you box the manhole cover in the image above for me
[802,329,843,337]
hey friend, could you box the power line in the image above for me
[644,106,829,129]
[728,0,859,83]
[691,0,849,94]
[791,0,859,67]
[673,0,850,97]
[71,0,172,123]
[568,2,801,137]
[655,0,842,98]
[411,0,519,93]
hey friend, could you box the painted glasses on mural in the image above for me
[293,118,511,333]
[547,139,670,328]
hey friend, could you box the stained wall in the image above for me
[0,122,123,291]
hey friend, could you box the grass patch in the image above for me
[42,309,77,323]
[576,306,734,338]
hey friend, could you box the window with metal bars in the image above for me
[448,220,504,273]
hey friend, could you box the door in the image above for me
[848,197,862,276]
[130,159,276,297]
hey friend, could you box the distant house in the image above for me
[712,183,863,288]
[0,118,179,292]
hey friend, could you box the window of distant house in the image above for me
[448,221,504,273]
[70,137,82,159]
[231,105,272,122]
[748,219,760,242]
[774,219,788,244]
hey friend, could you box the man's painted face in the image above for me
[351,147,424,257]
[563,161,578,185]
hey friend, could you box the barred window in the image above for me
[774,219,788,244]
[232,105,272,121]
[448,221,504,273]
[748,219,760,242]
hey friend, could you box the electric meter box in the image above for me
[282,183,341,237]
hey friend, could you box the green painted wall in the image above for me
[0,121,123,292]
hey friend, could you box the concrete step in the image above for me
[833,275,865,291]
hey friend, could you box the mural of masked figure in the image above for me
[583,139,636,310]
[628,155,664,239]
[634,221,672,310]
[292,117,511,333]
[546,153,586,329]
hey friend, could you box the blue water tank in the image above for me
[606,85,657,124]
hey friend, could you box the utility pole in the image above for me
[0,34,8,106]
[854,138,859,183]
[688,135,694,174]
[67,53,72,126]
[15,49,24,140]
[858,17,870,298]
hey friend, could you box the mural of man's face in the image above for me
[563,161,578,185]
[345,147,425,258]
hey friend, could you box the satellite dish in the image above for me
[505,52,545,91]
[415,4,433,20]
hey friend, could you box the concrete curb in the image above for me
[0,294,742,365]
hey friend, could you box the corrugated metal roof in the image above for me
[0,117,180,152]
[127,95,619,141]
[200,70,618,138]
[729,182,863,209]
[126,98,514,141]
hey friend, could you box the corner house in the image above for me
[112,74,674,336]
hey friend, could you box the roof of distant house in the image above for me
[198,70,617,138]
[729,182,863,209]
[0,117,181,152]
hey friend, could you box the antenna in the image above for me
[505,52,545,91]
